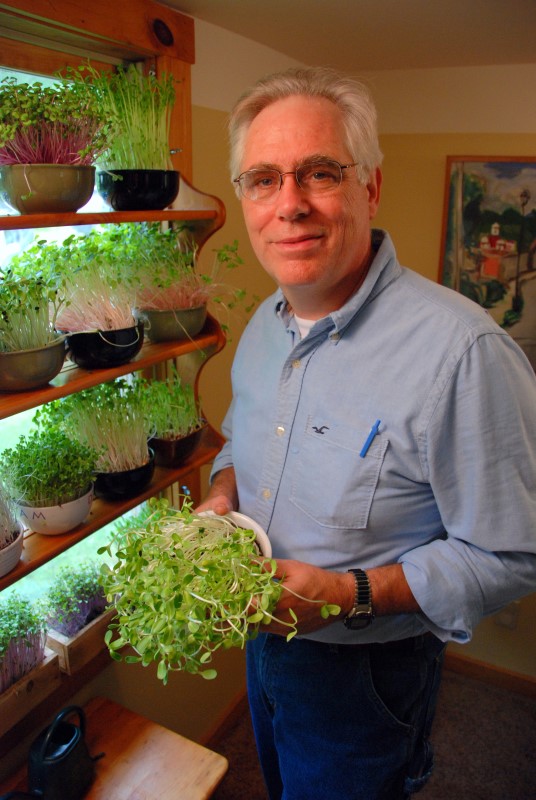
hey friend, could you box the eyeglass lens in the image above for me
[238,160,345,201]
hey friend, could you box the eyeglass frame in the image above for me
[232,159,359,202]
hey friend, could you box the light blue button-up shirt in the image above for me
[212,230,536,644]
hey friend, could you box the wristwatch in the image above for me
[344,568,374,629]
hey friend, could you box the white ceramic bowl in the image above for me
[17,486,94,535]
[0,527,23,577]
[199,510,271,558]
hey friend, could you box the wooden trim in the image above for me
[444,651,536,699]
[0,0,195,63]
[0,36,113,75]
[157,53,193,182]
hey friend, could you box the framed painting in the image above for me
[439,156,536,370]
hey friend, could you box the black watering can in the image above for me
[1,705,104,800]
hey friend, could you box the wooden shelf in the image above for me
[0,314,226,419]
[0,697,229,799]
[0,424,225,591]
[0,208,218,230]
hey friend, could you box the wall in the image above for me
[190,19,536,680]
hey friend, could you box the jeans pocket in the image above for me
[362,647,421,732]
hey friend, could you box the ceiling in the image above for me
[163,0,536,72]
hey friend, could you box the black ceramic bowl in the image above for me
[97,169,180,211]
[149,424,206,468]
[94,450,155,501]
[65,322,144,369]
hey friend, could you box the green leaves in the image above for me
[132,368,202,440]
[0,264,66,352]
[34,379,149,473]
[81,64,176,171]
[100,497,286,681]
[0,72,115,166]
[0,427,97,507]
[0,593,47,692]
[43,561,106,637]
[0,479,18,549]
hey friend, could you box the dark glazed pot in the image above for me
[94,450,155,501]
[65,322,144,369]
[97,169,180,211]
[149,424,206,468]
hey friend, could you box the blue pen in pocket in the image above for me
[359,419,381,458]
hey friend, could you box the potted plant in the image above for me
[36,379,154,501]
[0,70,113,214]
[133,368,205,467]
[86,64,179,210]
[99,497,340,682]
[16,232,142,369]
[0,263,67,392]
[99,223,253,341]
[0,592,61,737]
[0,427,98,535]
[0,480,23,578]
[43,561,112,674]
[0,593,47,695]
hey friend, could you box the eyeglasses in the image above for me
[233,159,358,202]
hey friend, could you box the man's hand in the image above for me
[195,466,238,515]
[260,560,421,636]
[260,559,354,635]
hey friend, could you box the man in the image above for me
[198,67,536,799]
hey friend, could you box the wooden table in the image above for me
[0,696,228,799]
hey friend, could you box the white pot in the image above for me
[0,527,23,577]
[200,510,272,558]
[17,486,94,536]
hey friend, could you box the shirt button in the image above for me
[276,425,285,436]
[262,488,272,499]
[330,332,340,341]
[292,359,301,368]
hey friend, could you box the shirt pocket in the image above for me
[290,416,389,530]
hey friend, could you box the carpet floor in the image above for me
[209,670,536,799]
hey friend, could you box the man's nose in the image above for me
[276,172,310,217]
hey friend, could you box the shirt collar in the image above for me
[274,229,401,335]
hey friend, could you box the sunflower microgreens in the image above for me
[98,497,340,682]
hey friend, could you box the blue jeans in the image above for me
[246,632,446,800]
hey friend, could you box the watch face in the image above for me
[344,612,372,630]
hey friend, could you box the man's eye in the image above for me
[250,172,278,189]
[304,164,338,184]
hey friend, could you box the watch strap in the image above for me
[344,568,374,629]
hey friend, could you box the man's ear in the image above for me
[367,168,382,220]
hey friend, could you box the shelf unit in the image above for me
[0,204,227,593]
[0,0,233,768]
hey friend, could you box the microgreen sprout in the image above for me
[0,71,114,166]
[0,427,97,508]
[34,379,150,473]
[98,497,340,682]
[0,593,47,694]
[132,367,203,440]
[0,479,19,551]
[83,64,176,171]
[44,561,107,638]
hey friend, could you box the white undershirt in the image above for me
[293,314,316,339]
